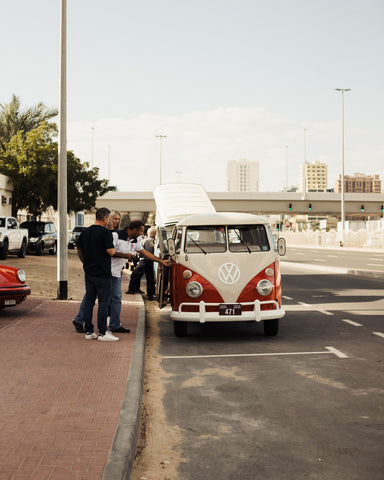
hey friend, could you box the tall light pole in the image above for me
[303,128,307,194]
[57,0,68,300]
[91,127,94,168]
[155,135,167,185]
[107,145,111,183]
[285,145,288,191]
[335,88,351,247]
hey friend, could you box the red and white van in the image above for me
[155,184,286,337]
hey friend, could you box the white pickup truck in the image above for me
[0,216,29,260]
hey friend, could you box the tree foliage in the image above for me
[0,122,109,217]
[0,94,57,151]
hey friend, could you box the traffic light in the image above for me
[361,205,365,213]
[289,203,292,211]
[308,203,312,211]
[381,204,383,213]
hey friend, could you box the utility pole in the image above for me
[57,0,68,299]
[155,135,167,185]
[335,88,351,247]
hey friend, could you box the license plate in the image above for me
[219,303,242,316]
[5,299,16,305]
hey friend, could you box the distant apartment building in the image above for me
[299,161,327,192]
[335,173,381,193]
[225,159,259,192]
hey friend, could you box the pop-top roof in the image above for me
[154,184,216,225]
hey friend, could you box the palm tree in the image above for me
[0,94,58,151]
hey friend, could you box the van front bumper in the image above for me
[170,300,285,323]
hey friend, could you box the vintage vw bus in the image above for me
[154,184,286,337]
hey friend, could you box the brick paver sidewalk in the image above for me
[0,297,139,480]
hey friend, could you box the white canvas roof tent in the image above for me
[154,183,216,226]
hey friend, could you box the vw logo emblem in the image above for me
[218,263,240,284]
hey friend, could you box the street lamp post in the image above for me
[335,88,351,247]
[107,145,111,183]
[91,127,94,168]
[155,135,167,185]
[57,0,68,300]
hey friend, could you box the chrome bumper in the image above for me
[170,300,285,323]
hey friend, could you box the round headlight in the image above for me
[186,281,203,298]
[17,269,26,283]
[256,279,273,296]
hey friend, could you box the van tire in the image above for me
[263,319,279,336]
[174,321,187,337]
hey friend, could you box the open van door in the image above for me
[156,226,170,309]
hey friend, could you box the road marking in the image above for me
[282,295,293,300]
[342,319,362,327]
[325,346,348,358]
[326,255,338,258]
[367,263,384,267]
[313,259,326,262]
[318,310,334,315]
[298,301,312,307]
[373,332,384,339]
[163,347,347,360]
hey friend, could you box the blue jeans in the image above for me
[74,295,86,324]
[83,274,112,336]
[109,276,122,331]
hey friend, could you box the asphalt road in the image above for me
[156,261,384,480]
[281,245,384,271]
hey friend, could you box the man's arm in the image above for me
[107,247,116,257]
[77,248,84,264]
[140,249,172,267]
[113,251,136,261]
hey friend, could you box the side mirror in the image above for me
[277,237,286,256]
[167,238,176,257]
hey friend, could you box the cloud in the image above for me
[68,107,383,192]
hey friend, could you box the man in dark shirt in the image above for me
[127,227,157,299]
[77,207,118,342]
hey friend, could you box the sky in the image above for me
[1,0,384,192]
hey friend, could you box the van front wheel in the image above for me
[263,319,279,336]
[174,321,187,337]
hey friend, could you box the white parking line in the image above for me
[298,302,312,307]
[373,332,384,339]
[282,295,293,300]
[342,319,362,327]
[162,347,348,360]
[325,346,348,358]
[318,310,334,315]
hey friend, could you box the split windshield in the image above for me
[184,225,270,253]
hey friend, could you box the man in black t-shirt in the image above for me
[77,208,118,342]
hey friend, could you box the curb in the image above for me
[103,296,146,480]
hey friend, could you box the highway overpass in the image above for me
[95,190,384,220]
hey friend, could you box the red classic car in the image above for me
[0,265,31,308]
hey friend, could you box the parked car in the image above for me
[68,226,87,249]
[0,264,31,308]
[19,221,57,255]
[0,216,29,260]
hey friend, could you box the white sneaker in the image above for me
[98,331,119,342]
[85,332,98,340]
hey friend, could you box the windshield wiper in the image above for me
[187,234,207,255]
[233,231,252,253]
